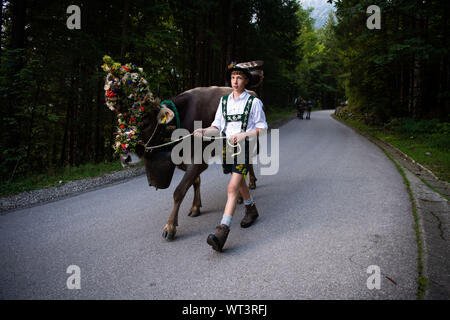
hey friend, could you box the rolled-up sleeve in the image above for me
[210,97,224,132]
[250,98,268,130]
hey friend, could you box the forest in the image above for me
[0,0,448,188]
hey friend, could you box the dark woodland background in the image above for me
[0,0,448,183]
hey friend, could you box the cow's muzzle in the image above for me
[145,150,176,189]
[120,152,142,168]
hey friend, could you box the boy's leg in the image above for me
[223,172,245,218]
[239,175,250,201]
[239,174,259,228]
[207,172,243,252]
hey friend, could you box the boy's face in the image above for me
[231,71,249,92]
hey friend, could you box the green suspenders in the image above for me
[221,94,255,133]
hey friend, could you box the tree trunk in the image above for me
[11,0,26,49]
[24,81,42,166]
[408,61,414,116]
[107,112,115,162]
[224,0,233,84]
[94,79,103,163]
[412,10,423,118]
[69,62,80,166]
[69,99,75,166]
[194,17,204,87]
[51,123,58,167]
[400,66,407,117]
[189,16,196,89]
[83,83,91,164]
[438,1,449,119]
[59,89,72,166]
[120,0,130,58]
[0,0,3,62]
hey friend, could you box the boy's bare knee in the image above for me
[227,183,240,196]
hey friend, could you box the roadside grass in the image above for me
[335,116,450,183]
[265,106,296,126]
[0,160,126,198]
[265,106,323,126]
[379,147,428,299]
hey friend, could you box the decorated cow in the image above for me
[102,56,263,240]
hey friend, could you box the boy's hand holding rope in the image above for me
[145,127,263,158]
[194,127,244,157]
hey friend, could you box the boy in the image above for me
[193,63,268,252]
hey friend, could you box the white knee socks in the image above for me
[221,214,233,227]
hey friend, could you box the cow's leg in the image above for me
[237,193,243,204]
[162,163,208,241]
[188,175,202,217]
[248,164,257,190]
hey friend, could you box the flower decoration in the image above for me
[227,61,237,69]
[102,55,159,155]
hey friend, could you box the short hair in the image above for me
[231,70,248,79]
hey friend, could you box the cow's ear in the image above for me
[157,106,174,124]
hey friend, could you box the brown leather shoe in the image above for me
[207,224,230,252]
[241,203,259,228]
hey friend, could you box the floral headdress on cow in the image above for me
[102,55,160,155]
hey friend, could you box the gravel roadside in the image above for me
[0,165,146,214]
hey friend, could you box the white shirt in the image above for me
[211,90,268,136]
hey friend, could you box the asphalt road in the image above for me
[0,110,418,299]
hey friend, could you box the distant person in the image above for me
[306,100,313,120]
[295,96,305,119]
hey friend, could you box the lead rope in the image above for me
[144,132,242,157]
[144,122,160,149]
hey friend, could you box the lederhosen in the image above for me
[221,94,255,176]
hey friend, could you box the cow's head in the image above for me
[139,104,177,189]
[117,101,177,190]
[118,103,175,167]
[102,56,178,190]
[116,102,177,190]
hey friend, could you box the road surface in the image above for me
[0,110,417,299]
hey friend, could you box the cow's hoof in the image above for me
[188,207,201,217]
[162,225,177,241]
[237,196,243,204]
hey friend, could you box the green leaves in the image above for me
[331,0,449,122]
[294,4,344,107]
